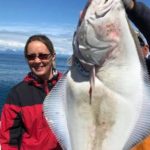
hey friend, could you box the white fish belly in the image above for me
[66,66,143,150]
[43,0,150,149]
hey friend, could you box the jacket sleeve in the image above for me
[127,2,150,46]
[0,92,23,150]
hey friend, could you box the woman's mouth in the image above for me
[34,66,44,71]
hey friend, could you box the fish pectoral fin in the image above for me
[43,71,72,150]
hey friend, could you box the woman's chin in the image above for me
[31,67,51,79]
[33,70,46,77]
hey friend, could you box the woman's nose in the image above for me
[34,57,42,63]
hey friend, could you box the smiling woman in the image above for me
[0,34,63,150]
[24,35,56,80]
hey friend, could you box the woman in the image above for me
[0,34,63,150]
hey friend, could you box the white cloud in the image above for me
[0,39,24,50]
[0,23,75,55]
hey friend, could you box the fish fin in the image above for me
[43,71,72,150]
[67,55,73,66]
[123,80,150,150]
[89,66,95,104]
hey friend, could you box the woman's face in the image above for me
[26,40,55,80]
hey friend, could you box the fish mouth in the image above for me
[79,0,114,26]
[74,0,121,66]
[95,0,114,18]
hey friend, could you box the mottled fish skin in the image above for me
[44,0,150,150]
[69,0,145,149]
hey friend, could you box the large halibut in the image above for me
[44,0,150,149]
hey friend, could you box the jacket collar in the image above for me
[23,69,62,89]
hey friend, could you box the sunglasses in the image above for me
[26,53,51,61]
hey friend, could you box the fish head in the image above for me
[73,0,128,66]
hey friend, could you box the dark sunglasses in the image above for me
[26,53,51,61]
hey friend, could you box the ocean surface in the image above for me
[0,51,70,114]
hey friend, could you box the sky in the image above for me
[0,0,149,55]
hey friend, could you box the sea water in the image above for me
[0,51,70,113]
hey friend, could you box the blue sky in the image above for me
[0,0,149,54]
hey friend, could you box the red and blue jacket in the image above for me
[0,71,63,150]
